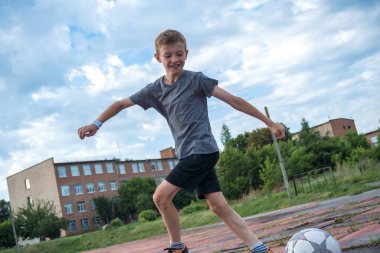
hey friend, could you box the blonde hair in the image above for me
[155,29,187,53]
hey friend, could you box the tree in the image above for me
[246,127,272,148]
[298,118,320,147]
[227,132,250,152]
[220,123,232,146]
[0,200,10,223]
[217,147,251,199]
[117,177,156,221]
[260,156,282,193]
[172,190,196,210]
[343,130,370,150]
[15,200,67,241]
[93,196,115,224]
[0,220,15,249]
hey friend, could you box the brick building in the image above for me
[364,129,379,147]
[292,118,357,140]
[6,148,178,236]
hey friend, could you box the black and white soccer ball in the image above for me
[285,228,341,253]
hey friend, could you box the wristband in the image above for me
[92,120,103,129]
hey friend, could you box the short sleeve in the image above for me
[195,72,218,97]
[129,85,153,110]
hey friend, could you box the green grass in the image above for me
[2,163,380,253]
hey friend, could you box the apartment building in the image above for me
[7,147,178,236]
[292,118,357,141]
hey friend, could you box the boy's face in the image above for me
[155,42,188,77]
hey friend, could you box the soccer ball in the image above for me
[285,228,341,253]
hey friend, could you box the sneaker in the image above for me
[163,246,189,253]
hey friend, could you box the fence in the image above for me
[290,167,338,196]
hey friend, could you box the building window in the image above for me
[80,218,90,230]
[106,163,114,173]
[83,164,92,175]
[77,201,87,212]
[26,196,33,206]
[68,220,77,231]
[110,181,117,191]
[90,200,96,210]
[25,179,31,190]
[168,160,174,170]
[132,163,138,173]
[93,216,101,226]
[98,181,106,192]
[138,162,145,173]
[95,164,103,174]
[58,166,67,178]
[118,164,126,174]
[87,182,95,193]
[156,161,163,171]
[371,136,378,146]
[74,184,83,195]
[71,165,80,177]
[64,203,74,214]
[61,185,70,196]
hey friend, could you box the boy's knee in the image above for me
[153,191,169,209]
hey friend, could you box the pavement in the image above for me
[83,188,380,253]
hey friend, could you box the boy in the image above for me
[78,29,284,253]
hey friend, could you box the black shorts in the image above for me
[166,152,221,199]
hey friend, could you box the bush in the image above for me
[110,218,123,228]
[181,201,208,214]
[138,210,158,222]
[0,220,15,249]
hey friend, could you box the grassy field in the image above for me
[2,162,379,253]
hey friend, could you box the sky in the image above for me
[1,0,379,201]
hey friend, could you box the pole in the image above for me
[264,106,292,198]
[9,205,20,253]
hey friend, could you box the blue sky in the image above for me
[1,0,379,200]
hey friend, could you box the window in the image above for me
[93,216,101,226]
[61,185,70,196]
[98,181,106,192]
[110,181,117,191]
[58,166,67,178]
[83,164,92,175]
[71,165,80,176]
[68,220,77,231]
[77,201,87,212]
[138,162,145,173]
[25,179,31,190]
[74,184,83,195]
[64,203,74,214]
[132,163,138,173]
[371,136,378,146]
[27,196,33,206]
[95,164,103,174]
[80,218,89,230]
[119,164,126,174]
[156,161,163,171]
[90,200,96,210]
[87,182,95,193]
[168,160,174,170]
[106,163,114,173]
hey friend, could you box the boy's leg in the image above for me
[204,191,259,246]
[153,180,182,243]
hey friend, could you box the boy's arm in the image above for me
[78,98,135,140]
[212,86,285,139]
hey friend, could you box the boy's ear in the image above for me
[154,53,161,63]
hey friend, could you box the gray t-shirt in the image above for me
[129,70,219,159]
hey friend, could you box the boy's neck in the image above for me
[164,70,184,85]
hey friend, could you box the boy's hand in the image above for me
[78,124,98,140]
[269,122,286,139]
